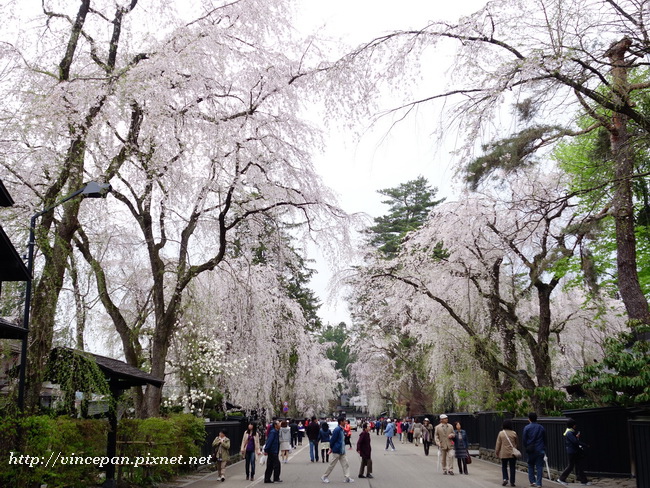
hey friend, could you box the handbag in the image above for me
[466,454,472,464]
[502,430,522,459]
[259,454,267,465]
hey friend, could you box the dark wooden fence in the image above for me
[454,406,644,481]
[202,420,247,459]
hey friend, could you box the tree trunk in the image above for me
[607,38,650,330]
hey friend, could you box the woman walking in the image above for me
[495,418,519,486]
[212,430,231,482]
[279,420,292,463]
[453,421,469,475]
[240,423,261,481]
[412,419,423,447]
[319,421,332,463]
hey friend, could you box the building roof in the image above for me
[0,180,14,207]
[53,347,164,390]
[0,317,27,340]
[0,226,29,281]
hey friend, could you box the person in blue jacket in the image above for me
[522,412,547,487]
[263,420,282,484]
[558,419,591,486]
[321,417,354,483]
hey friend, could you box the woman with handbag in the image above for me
[452,421,470,475]
[212,430,231,482]
[240,423,261,481]
[495,419,520,487]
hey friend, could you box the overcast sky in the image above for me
[297,0,488,324]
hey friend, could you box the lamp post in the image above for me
[17,181,112,411]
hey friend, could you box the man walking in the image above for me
[434,414,455,475]
[263,420,282,484]
[307,416,321,462]
[523,412,547,487]
[558,418,591,486]
[321,416,354,483]
[422,418,434,455]
[384,418,396,451]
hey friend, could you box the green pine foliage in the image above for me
[367,176,444,257]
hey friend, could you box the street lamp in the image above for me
[17,181,112,410]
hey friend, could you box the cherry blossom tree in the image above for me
[335,0,650,334]
[349,168,626,412]
[0,0,352,415]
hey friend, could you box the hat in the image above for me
[424,418,430,422]
[387,419,391,422]
[440,414,448,419]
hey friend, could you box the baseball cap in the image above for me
[440,414,448,419]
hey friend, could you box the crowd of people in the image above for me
[210,412,591,486]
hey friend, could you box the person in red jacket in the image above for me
[356,422,373,479]
[344,420,352,448]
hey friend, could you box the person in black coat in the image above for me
[558,419,591,486]
[356,422,373,479]
[263,420,282,483]
[306,416,320,462]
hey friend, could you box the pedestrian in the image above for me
[290,418,299,449]
[453,421,469,475]
[357,422,374,479]
[495,418,519,487]
[522,412,547,487]
[263,420,282,484]
[375,418,382,435]
[384,418,396,451]
[279,420,292,463]
[434,414,455,475]
[306,416,321,462]
[401,419,410,444]
[212,429,231,482]
[321,416,354,484]
[422,418,434,455]
[319,421,332,463]
[240,423,261,481]
[412,418,423,447]
[396,419,403,443]
[344,419,353,448]
[298,420,305,446]
[558,418,591,486]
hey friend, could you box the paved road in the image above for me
[170,431,571,488]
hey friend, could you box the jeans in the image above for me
[502,457,516,483]
[385,436,395,449]
[245,450,256,477]
[527,451,545,486]
[309,439,319,461]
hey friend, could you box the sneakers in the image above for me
[391,448,396,451]
[366,474,374,479]
[449,471,454,475]
[220,476,225,482]
[358,474,366,478]
[344,478,355,483]
[503,481,508,486]
[321,476,330,483]
[558,481,568,486]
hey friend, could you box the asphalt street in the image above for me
[170,431,571,488]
